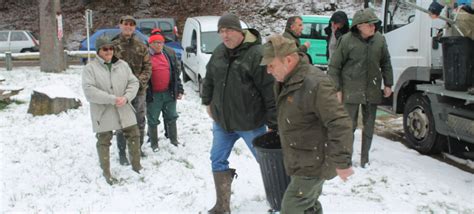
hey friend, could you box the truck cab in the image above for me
[381,0,474,154]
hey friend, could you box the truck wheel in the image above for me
[403,93,442,154]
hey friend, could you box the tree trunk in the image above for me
[39,0,65,73]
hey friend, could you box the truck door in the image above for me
[382,0,421,83]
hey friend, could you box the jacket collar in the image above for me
[276,56,307,102]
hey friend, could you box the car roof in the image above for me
[190,16,249,32]
[137,18,176,24]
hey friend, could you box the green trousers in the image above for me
[146,91,178,126]
[344,103,377,165]
[281,176,325,214]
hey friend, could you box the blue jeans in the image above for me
[210,122,266,172]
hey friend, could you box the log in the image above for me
[0,86,23,102]
[27,89,81,116]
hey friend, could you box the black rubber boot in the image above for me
[167,121,180,147]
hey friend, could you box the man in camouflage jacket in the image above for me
[112,15,152,164]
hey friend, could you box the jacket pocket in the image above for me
[286,135,323,168]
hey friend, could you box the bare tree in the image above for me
[39,0,65,73]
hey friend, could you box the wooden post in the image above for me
[5,52,12,71]
[63,50,69,69]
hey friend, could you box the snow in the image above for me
[1,66,473,213]
[34,84,79,99]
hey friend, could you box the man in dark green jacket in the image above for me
[328,8,393,168]
[201,14,277,214]
[262,35,353,214]
[282,16,310,53]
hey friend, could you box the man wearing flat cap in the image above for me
[263,34,353,214]
[201,13,277,214]
[112,15,152,165]
[328,8,393,168]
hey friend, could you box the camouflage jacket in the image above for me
[112,33,152,95]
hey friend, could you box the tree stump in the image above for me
[27,88,81,116]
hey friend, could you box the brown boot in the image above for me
[124,125,143,173]
[97,142,118,185]
[208,168,236,214]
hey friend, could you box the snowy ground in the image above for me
[1,66,473,213]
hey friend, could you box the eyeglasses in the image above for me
[101,47,114,52]
[122,22,136,27]
[151,41,164,45]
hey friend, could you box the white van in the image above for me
[181,16,248,96]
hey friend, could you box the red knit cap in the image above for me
[148,28,165,43]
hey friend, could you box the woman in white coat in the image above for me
[82,36,142,185]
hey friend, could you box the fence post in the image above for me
[5,52,12,71]
[63,50,69,69]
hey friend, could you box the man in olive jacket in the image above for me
[201,14,277,214]
[328,8,393,168]
[262,35,353,214]
[112,15,152,163]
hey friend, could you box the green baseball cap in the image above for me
[120,15,136,24]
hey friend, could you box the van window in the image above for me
[384,0,416,33]
[201,32,220,54]
[0,32,8,41]
[11,32,28,41]
[300,23,327,40]
[191,30,197,48]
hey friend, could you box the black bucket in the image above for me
[253,131,291,212]
[439,36,474,91]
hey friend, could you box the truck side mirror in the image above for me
[186,46,196,54]
[430,27,442,50]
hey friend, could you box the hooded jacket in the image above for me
[324,11,350,60]
[202,29,277,132]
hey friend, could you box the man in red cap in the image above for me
[146,29,184,151]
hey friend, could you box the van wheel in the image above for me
[198,77,204,98]
[403,93,443,154]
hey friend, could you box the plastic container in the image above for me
[253,131,291,212]
[439,36,474,91]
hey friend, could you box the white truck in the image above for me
[381,0,474,154]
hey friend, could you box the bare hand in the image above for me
[115,96,127,107]
[206,105,213,120]
[336,167,354,182]
[383,86,392,98]
[336,91,343,104]
[177,93,183,100]
[304,41,310,48]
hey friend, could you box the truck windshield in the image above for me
[201,31,221,54]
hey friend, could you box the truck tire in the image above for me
[403,93,442,154]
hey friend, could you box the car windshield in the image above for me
[201,31,221,54]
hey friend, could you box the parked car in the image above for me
[181,16,248,96]
[300,15,351,67]
[0,30,39,53]
[136,18,179,41]
[79,28,183,63]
